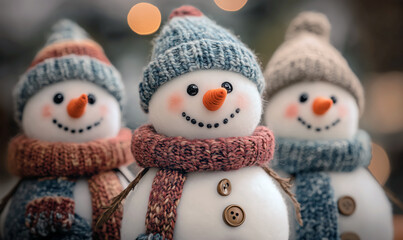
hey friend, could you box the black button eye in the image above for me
[299,93,309,103]
[330,96,337,104]
[88,94,96,105]
[221,82,233,93]
[53,93,64,104]
[187,84,199,96]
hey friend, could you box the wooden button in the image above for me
[217,179,231,196]
[223,205,245,227]
[337,196,356,216]
[341,232,360,240]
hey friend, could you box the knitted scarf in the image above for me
[132,124,275,240]
[272,130,372,240]
[4,128,134,239]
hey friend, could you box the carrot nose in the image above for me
[312,97,333,115]
[67,94,88,118]
[203,88,227,111]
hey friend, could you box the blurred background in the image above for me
[0,0,402,237]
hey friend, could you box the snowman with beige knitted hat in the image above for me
[98,6,301,240]
[264,12,393,240]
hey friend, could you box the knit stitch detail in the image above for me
[145,170,186,240]
[25,196,75,236]
[137,233,165,240]
[272,130,372,240]
[139,14,264,113]
[13,55,124,122]
[132,125,275,171]
[29,40,111,68]
[272,130,372,173]
[89,171,124,240]
[7,128,134,177]
[132,124,276,239]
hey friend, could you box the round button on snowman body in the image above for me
[120,6,290,240]
[122,70,289,240]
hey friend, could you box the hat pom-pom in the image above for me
[285,11,331,41]
[169,5,203,20]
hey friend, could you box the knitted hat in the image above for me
[139,6,264,113]
[13,19,125,123]
[264,12,364,113]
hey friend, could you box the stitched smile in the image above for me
[181,108,240,129]
[52,117,103,134]
[297,116,340,132]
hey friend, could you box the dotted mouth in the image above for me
[297,116,340,132]
[52,117,103,134]
[182,108,240,129]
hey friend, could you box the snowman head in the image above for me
[140,6,265,139]
[21,80,121,142]
[263,12,364,140]
[149,70,262,139]
[14,19,125,142]
[264,82,358,140]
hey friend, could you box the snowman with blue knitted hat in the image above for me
[0,19,134,239]
[98,5,301,240]
[264,11,393,240]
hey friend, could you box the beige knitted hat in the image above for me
[264,11,364,114]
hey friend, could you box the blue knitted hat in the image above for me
[13,19,125,123]
[139,6,264,113]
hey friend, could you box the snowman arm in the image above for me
[96,167,149,228]
[261,166,303,226]
[24,178,76,236]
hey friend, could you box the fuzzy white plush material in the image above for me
[122,167,289,240]
[264,81,359,140]
[148,70,262,140]
[265,81,393,239]
[22,80,121,143]
[122,69,289,239]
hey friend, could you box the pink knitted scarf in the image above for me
[7,128,134,239]
[8,128,134,177]
[131,124,275,239]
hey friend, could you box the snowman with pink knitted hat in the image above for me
[98,6,300,240]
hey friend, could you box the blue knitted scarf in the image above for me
[272,130,372,240]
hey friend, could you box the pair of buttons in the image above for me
[338,196,359,239]
[217,178,245,227]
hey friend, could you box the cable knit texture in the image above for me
[13,19,125,123]
[139,6,264,113]
[4,129,133,239]
[264,12,364,114]
[8,128,133,177]
[271,130,372,240]
[132,124,275,240]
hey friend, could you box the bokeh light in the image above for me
[214,0,248,11]
[127,2,161,35]
[368,143,391,186]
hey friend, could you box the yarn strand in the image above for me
[96,167,149,228]
[262,166,303,226]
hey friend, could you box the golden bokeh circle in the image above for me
[127,2,161,35]
[214,0,248,11]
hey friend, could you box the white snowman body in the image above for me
[0,80,132,237]
[122,70,290,240]
[264,81,393,239]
